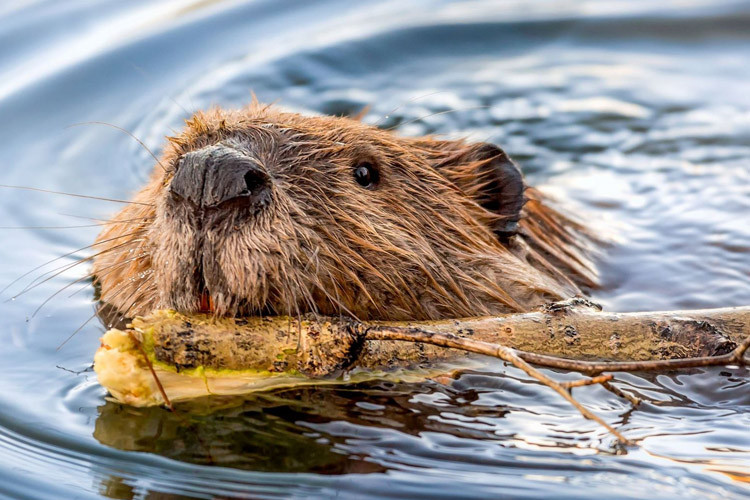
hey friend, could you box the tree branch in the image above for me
[93,305,750,446]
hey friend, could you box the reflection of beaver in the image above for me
[93,103,596,321]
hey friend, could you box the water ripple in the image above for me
[0,0,748,498]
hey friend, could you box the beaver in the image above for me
[92,102,597,321]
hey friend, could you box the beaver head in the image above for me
[93,103,596,321]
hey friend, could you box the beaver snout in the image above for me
[169,143,272,211]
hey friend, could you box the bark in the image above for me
[95,299,750,406]
[363,300,745,366]
[92,302,750,446]
[93,303,750,408]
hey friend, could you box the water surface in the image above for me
[0,1,748,498]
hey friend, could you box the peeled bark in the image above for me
[94,303,750,407]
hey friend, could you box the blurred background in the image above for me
[0,1,748,499]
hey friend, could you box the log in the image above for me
[94,302,750,408]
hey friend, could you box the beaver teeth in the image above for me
[198,290,214,313]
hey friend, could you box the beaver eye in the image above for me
[353,162,379,189]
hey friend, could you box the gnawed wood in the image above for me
[94,303,749,408]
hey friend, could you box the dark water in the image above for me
[1,1,749,498]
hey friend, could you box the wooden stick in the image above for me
[366,326,632,444]
[130,332,174,411]
[560,374,613,388]
[364,325,749,445]
[355,303,749,368]
[94,304,750,445]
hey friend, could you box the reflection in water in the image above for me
[91,368,750,498]
[99,476,137,500]
[0,0,749,498]
[94,389,387,474]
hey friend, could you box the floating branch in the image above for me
[94,303,750,445]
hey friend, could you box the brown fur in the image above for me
[92,103,596,321]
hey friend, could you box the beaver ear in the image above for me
[432,143,526,240]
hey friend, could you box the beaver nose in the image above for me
[169,144,272,209]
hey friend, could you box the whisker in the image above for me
[30,258,136,318]
[1,223,129,230]
[2,230,146,297]
[13,232,145,294]
[106,272,154,318]
[0,184,153,206]
[301,248,359,320]
[67,121,169,173]
[14,238,145,300]
[0,215,154,229]
[31,272,95,317]
[56,311,98,351]
[373,91,449,127]
[67,253,149,299]
[384,105,491,132]
[59,213,154,224]
[323,270,360,321]
[67,281,95,300]
[296,279,319,320]
[57,271,151,351]
[129,62,195,116]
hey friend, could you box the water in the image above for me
[0,0,748,498]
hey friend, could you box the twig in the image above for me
[365,327,632,445]
[560,374,613,388]
[730,334,750,363]
[600,381,641,407]
[364,325,750,445]
[514,333,750,374]
[129,332,174,411]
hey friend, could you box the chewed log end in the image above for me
[296,318,368,376]
[652,319,737,358]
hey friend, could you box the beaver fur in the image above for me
[92,102,597,321]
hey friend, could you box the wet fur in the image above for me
[93,103,596,321]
